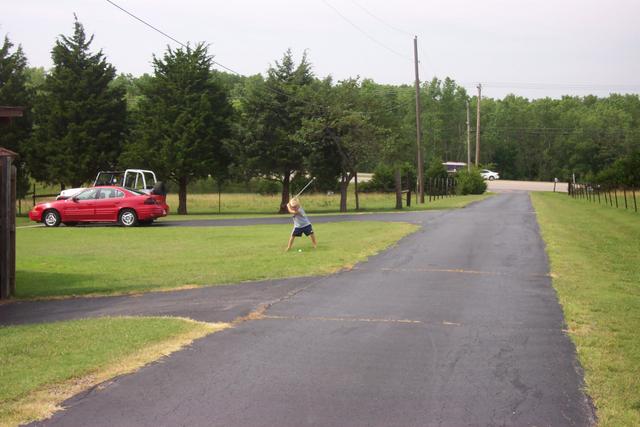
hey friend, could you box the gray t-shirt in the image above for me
[292,207,311,228]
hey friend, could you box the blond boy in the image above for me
[286,198,317,251]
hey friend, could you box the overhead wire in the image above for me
[319,0,412,62]
[104,0,413,117]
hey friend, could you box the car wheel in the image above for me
[43,210,61,227]
[63,222,78,227]
[119,209,138,227]
[489,176,495,180]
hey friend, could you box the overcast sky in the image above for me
[3,0,639,99]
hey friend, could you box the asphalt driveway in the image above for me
[9,193,594,426]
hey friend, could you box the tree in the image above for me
[30,17,126,188]
[122,43,232,214]
[236,50,315,213]
[0,35,32,197]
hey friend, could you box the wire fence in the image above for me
[568,182,638,213]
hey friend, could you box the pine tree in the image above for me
[30,17,126,188]
[237,50,315,213]
[122,43,232,215]
[0,35,33,197]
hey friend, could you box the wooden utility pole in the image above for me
[413,36,424,203]
[466,100,471,171]
[475,83,482,166]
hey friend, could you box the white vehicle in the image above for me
[480,169,500,180]
[57,169,161,200]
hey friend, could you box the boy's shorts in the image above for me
[292,224,313,237]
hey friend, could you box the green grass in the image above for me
[16,221,418,298]
[162,192,491,217]
[531,192,640,427]
[0,317,222,425]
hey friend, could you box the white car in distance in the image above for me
[480,169,500,180]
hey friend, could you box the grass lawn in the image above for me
[0,317,226,426]
[16,221,418,299]
[531,192,640,427]
[160,192,491,219]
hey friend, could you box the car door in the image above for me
[94,188,124,221]
[64,188,99,221]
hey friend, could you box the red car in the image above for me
[29,186,169,227]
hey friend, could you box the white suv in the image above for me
[480,169,500,180]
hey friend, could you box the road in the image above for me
[21,192,593,426]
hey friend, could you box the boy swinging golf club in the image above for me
[285,178,317,252]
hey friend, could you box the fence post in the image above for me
[614,189,619,208]
[608,189,613,207]
[597,186,601,204]
[32,182,36,207]
[623,188,628,209]
[633,189,637,212]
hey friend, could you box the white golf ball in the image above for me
[298,249,302,252]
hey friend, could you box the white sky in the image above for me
[2,0,640,99]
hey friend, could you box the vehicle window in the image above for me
[114,190,124,198]
[76,188,99,201]
[143,172,155,189]
[123,173,137,189]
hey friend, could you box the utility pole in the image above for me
[466,100,471,171]
[475,83,482,167]
[414,36,424,203]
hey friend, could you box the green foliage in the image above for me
[235,50,315,212]
[122,43,232,214]
[0,35,33,197]
[359,163,415,193]
[596,151,640,186]
[29,18,126,188]
[455,168,487,195]
[425,158,448,180]
[256,179,281,195]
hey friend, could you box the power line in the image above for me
[104,0,415,117]
[348,0,413,38]
[319,0,412,61]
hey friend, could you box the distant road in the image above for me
[487,179,568,193]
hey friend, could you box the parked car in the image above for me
[480,169,500,180]
[29,186,169,227]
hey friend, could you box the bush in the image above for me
[426,158,448,181]
[359,164,416,193]
[456,168,487,195]
[256,179,281,195]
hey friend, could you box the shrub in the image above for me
[456,168,487,195]
[256,179,281,195]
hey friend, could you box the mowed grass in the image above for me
[163,192,491,218]
[0,317,225,426]
[531,192,640,427]
[16,221,418,298]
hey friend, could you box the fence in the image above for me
[427,177,457,202]
[568,182,638,213]
[0,154,17,299]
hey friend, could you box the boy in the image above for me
[286,198,317,251]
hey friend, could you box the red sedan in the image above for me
[29,186,169,227]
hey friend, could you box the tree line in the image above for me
[1,18,639,214]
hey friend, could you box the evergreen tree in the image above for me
[30,17,126,188]
[122,43,232,215]
[236,50,315,213]
[0,35,33,197]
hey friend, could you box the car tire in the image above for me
[119,209,138,227]
[489,176,495,180]
[63,222,78,227]
[43,210,61,227]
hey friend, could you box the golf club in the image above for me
[294,177,316,198]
